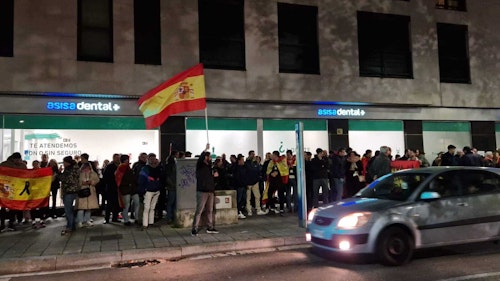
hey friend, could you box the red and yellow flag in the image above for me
[138,63,207,129]
[0,167,52,210]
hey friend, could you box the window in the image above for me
[357,11,413,78]
[198,0,245,70]
[278,3,319,74]
[78,0,113,62]
[437,23,470,83]
[134,0,161,65]
[436,0,466,11]
[0,0,14,57]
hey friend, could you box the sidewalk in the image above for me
[0,213,308,275]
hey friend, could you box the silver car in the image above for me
[306,167,500,266]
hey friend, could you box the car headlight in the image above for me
[337,212,371,229]
[307,208,317,224]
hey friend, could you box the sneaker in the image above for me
[77,222,83,228]
[238,212,246,219]
[83,222,93,228]
[191,228,198,236]
[206,228,219,234]
[247,210,253,216]
[257,209,267,215]
[273,209,280,214]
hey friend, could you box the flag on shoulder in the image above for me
[138,63,207,129]
[0,167,52,210]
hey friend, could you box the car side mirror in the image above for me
[420,191,441,201]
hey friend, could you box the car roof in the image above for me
[394,166,500,176]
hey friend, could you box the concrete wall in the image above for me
[1,0,499,108]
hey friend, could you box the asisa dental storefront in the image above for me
[0,93,159,167]
[1,93,499,165]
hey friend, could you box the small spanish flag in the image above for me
[138,64,207,129]
[0,167,52,210]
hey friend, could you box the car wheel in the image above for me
[376,226,414,266]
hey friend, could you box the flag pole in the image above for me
[205,107,209,144]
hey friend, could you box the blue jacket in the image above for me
[138,165,162,194]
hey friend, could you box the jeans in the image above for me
[236,186,246,213]
[246,183,261,212]
[312,178,330,208]
[192,192,214,230]
[63,193,78,231]
[121,193,140,223]
[166,190,176,221]
[143,191,160,227]
[77,209,91,224]
[332,178,345,202]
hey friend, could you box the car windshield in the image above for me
[358,172,429,201]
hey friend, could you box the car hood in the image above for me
[315,197,409,217]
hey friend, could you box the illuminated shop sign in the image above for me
[46,101,121,112]
[317,108,366,117]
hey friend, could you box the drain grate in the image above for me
[116,259,161,268]
[89,234,123,241]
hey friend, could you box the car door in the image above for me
[458,170,500,240]
[409,170,472,246]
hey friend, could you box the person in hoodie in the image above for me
[139,156,162,230]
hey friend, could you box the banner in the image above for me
[0,167,52,210]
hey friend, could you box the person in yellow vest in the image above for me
[265,151,289,216]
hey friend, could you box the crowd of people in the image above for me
[1,143,499,235]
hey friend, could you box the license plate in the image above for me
[311,229,329,239]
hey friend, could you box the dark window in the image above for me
[134,0,161,65]
[437,23,470,83]
[78,0,113,62]
[0,0,14,57]
[278,3,319,74]
[436,0,466,11]
[357,11,413,78]
[198,0,245,70]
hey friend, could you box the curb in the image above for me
[0,236,308,276]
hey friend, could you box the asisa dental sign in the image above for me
[46,101,121,112]
[317,108,366,117]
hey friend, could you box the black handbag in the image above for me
[78,187,91,198]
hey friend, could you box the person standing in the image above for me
[441,145,458,166]
[286,150,297,212]
[345,151,365,197]
[330,147,347,202]
[311,148,330,208]
[0,153,27,232]
[76,162,99,228]
[191,144,218,236]
[48,159,60,218]
[40,154,49,168]
[233,155,247,219]
[115,155,139,226]
[368,146,392,181]
[139,156,162,230]
[165,151,178,224]
[265,151,289,215]
[103,154,121,224]
[244,151,266,216]
[58,156,80,235]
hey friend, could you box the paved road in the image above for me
[4,242,500,281]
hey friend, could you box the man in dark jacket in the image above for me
[103,153,121,224]
[441,145,458,166]
[311,148,330,208]
[233,155,247,219]
[368,146,392,181]
[191,144,218,236]
[244,151,267,216]
[459,146,482,166]
[330,147,347,202]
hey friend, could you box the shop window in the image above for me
[436,0,466,11]
[198,0,245,70]
[278,3,319,74]
[0,0,14,57]
[357,12,413,79]
[77,0,113,62]
[134,0,161,65]
[437,23,470,84]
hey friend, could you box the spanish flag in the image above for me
[138,64,207,129]
[0,167,52,210]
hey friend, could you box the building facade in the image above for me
[0,0,499,163]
